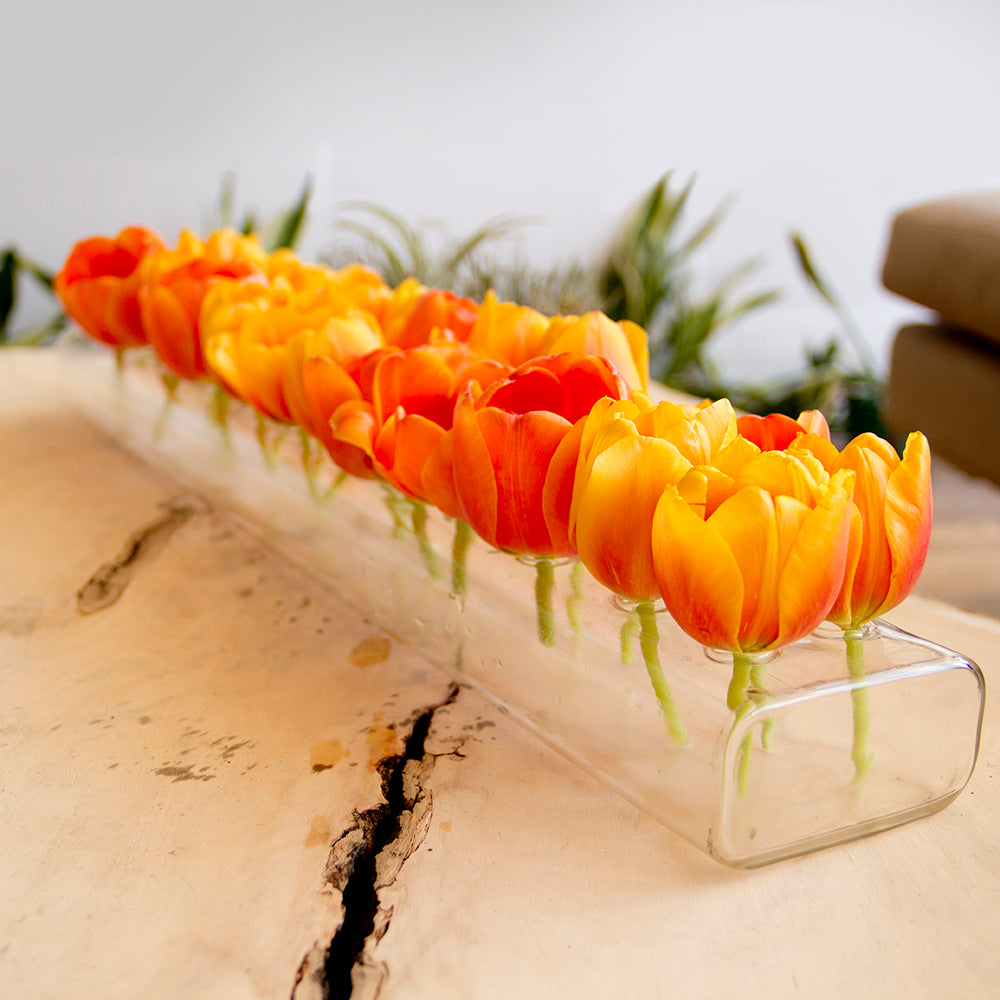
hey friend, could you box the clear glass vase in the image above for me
[57,340,987,868]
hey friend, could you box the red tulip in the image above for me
[54,226,166,348]
[451,353,629,557]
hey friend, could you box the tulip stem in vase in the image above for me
[255,412,278,469]
[637,602,688,745]
[382,487,410,540]
[207,385,232,450]
[728,651,773,796]
[153,371,179,442]
[845,629,874,780]
[450,519,473,598]
[566,560,585,637]
[620,614,639,665]
[408,500,442,581]
[534,557,557,647]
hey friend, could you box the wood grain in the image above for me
[1,349,998,999]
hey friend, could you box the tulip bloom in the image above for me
[54,226,166,348]
[652,468,855,654]
[266,251,392,319]
[137,229,268,380]
[537,312,650,392]
[383,285,480,349]
[797,432,932,629]
[451,353,629,557]
[736,409,830,451]
[200,265,383,421]
[326,342,508,505]
[570,396,737,601]
[465,290,552,366]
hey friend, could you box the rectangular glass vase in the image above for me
[57,341,986,868]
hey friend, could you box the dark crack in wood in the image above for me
[76,496,205,614]
[292,683,460,1000]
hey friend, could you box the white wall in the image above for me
[4,0,999,382]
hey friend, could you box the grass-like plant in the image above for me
[597,172,779,386]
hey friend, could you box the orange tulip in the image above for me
[384,285,480,349]
[137,229,267,380]
[200,263,382,421]
[54,226,166,348]
[651,467,855,654]
[569,396,737,601]
[451,353,629,557]
[796,431,932,629]
[326,342,508,504]
[736,409,830,451]
[537,311,649,392]
[465,290,552,366]
[266,251,392,319]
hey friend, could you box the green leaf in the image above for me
[265,175,313,252]
[442,213,525,279]
[9,311,68,347]
[790,232,839,308]
[18,255,55,292]
[0,249,17,343]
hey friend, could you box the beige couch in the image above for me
[882,191,1000,485]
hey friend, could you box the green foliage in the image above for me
[0,246,66,347]
[325,201,527,292]
[680,233,887,438]
[597,172,779,385]
[209,171,313,252]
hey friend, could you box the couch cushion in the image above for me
[885,323,1000,486]
[882,192,1000,347]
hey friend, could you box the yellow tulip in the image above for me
[569,396,736,601]
[539,311,649,391]
[651,468,855,654]
[794,431,933,629]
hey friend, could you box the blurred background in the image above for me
[3,0,999,388]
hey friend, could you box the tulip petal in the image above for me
[652,488,744,650]
[541,418,586,557]
[420,432,463,521]
[883,432,933,613]
[709,487,782,649]
[837,442,894,621]
[576,436,691,599]
[452,389,500,548]
[492,409,570,553]
[774,471,853,646]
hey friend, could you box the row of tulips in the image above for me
[54,224,933,762]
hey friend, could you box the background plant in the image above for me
[0,248,66,346]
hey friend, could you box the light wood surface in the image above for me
[2,349,998,999]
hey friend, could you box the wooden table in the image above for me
[2,349,998,999]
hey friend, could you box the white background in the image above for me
[3,0,999,383]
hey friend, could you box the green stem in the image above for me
[846,630,874,780]
[409,500,442,580]
[535,558,556,647]
[298,430,344,504]
[637,602,688,745]
[382,487,410,539]
[207,385,232,451]
[255,411,277,468]
[620,613,640,664]
[727,652,753,711]
[153,371,179,441]
[750,661,776,750]
[729,650,767,796]
[566,560,585,637]
[450,519,473,597]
